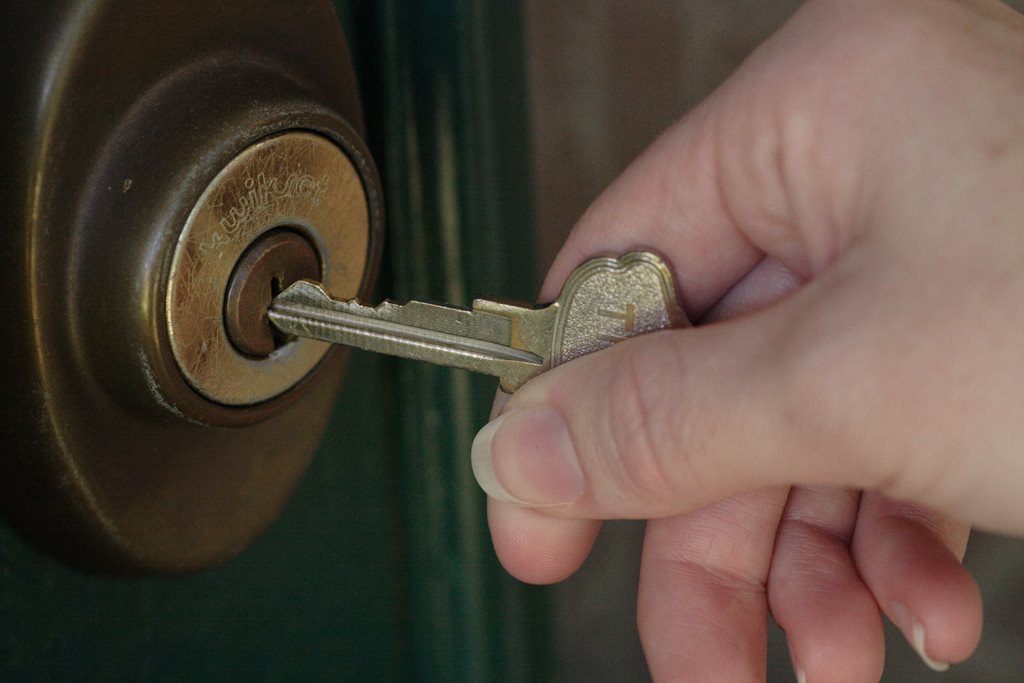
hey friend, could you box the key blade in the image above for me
[269,281,543,378]
[281,281,515,345]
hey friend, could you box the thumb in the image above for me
[471,282,897,520]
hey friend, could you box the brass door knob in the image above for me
[1,0,383,573]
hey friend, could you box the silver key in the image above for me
[268,251,689,393]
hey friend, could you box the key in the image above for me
[267,251,689,393]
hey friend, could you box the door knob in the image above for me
[1,1,383,573]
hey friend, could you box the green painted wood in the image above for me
[1,354,409,680]
[337,1,546,680]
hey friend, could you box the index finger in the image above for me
[539,97,762,316]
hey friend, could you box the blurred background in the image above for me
[523,1,1024,681]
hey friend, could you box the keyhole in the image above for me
[268,275,294,349]
[224,229,322,358]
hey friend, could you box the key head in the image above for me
[474,251,688,392]
[551,251,688,367]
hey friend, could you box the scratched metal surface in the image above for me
[525,2,1024,681]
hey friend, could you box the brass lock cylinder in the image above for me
[166,131,371,407]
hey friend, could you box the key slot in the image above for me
[224,228,323,359]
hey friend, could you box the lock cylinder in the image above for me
[166,131,374,408]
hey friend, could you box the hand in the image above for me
[472,0,1024,680]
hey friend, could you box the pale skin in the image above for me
[470,1,1024,680]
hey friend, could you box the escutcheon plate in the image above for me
[1,0,382,573]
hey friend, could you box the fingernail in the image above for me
[795,667,807,683]
[911,620,949,672]
[471,407,584,506]
[891,602,949,673]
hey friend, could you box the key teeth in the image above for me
[273,283,435,321]
[275,280,369,311]
[276,279,330,303]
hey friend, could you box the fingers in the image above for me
[485,388,604,584]
[637,488,788,682]
[486,499,601,584]
[851,494,982,671]
[534,94,762,315]
[475,0,921,529]
[767,487,885,683]
[481,256,809,591]
[474,0,1024,530]
[535,0,909,313]
[769,489,980,679]
[472,276,901,522]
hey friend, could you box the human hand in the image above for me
[472,0,1024,679]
